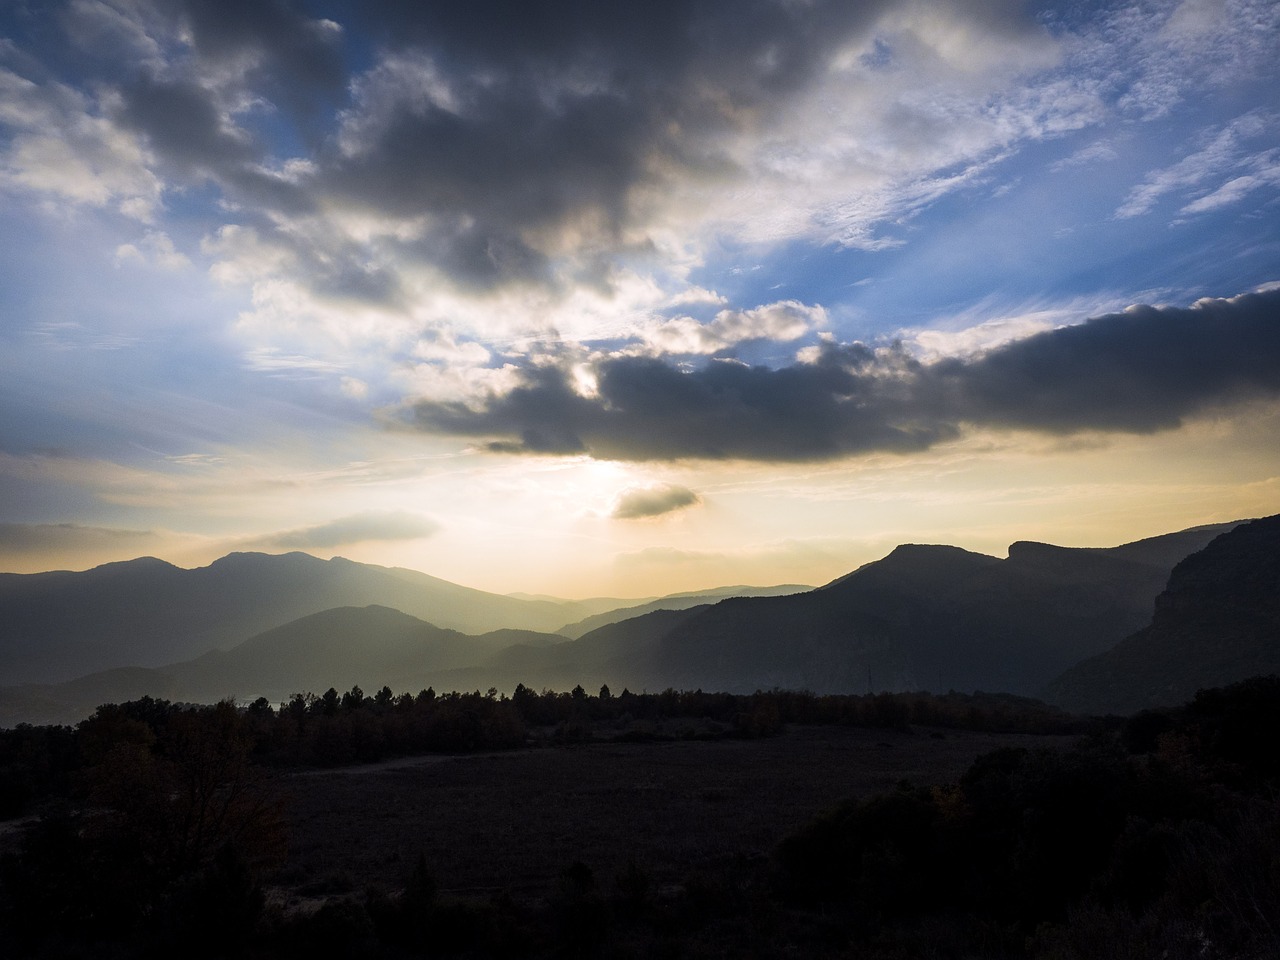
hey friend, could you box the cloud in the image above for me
[1071,0,1280,122]
[262,511,439,548]
[408,288,1280,461]
[1049,140,1118,173]
[611,484,702,520]
[639,301,825,356]
[936,289,1280,433]
[243,348,347,377]
[0,522,153,552]
[1180,167,1280,216]
[1,0,1095,325]
[3,0,1278,436]
[114,230,190,270]
[1115,111,1279,219]
[414,342,955,460]
[0,65,161,218]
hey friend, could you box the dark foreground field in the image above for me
[4,682,1280,958]
[279,724,1068,907]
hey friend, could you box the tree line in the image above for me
[2,682,1086,819]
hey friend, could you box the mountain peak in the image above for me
[823,542,1000,592]
[84,556,182,577]
[205,551,324,569]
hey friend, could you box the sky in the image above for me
[1,0,1279,598]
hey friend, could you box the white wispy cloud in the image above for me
[1049,140,1118,172]
[1116,111,1279,219]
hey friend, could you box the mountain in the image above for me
[431,606,712,695]
[0,519,1250,724]
[556,584,812,639]
[544,523,1240,697]
[166,605,557,703]
[1045,515,1280,715]
[0,551,812,687]
[0,667,182,728]
[0,605,569,726]
[0,552,594,685]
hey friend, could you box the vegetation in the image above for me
[0,685,1084,820]
[1,677,1277,957]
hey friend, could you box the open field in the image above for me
[275,724,1076,907]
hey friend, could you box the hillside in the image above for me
[0,605,570,726]
[0,552,589,684]
[552,523,1238,697]
[556,584,812,638]
[1045,514,1280,714]
[0,551,807,687]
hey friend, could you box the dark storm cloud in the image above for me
[352,0,886,96]
[612,484,702,520]
[941,289,1280,433]
[65,0,1061,299]
[415,349,953,461]
[76,0,341,206]
[117,76,257,174]
[263,511,439,549]
[409,288,1280,461]
[110,75,311,217]
[159,0,346,131]
[315,0,911,288]
[178,0,345,91]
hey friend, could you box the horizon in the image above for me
[1,511,1256,603]
[3,1,1279,597]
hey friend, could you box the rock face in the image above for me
[1045,515,1280,715]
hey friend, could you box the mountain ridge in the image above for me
[0,518,1260,725]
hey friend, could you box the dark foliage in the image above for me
[2,678,1277,956]
[0,723,78,820]
[0,698,285,957]
[770,676,1280,958]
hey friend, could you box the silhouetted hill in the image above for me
[0,605,568,725]
[0,520,1247,724]
[1046,515,1280,714]
[168,605,525,702]
[0,666,181,728]
[0,552,804,687]
[0,552,591,684]
[556,524,1239,697]
[431,607,712,694]
[556,584,812,638]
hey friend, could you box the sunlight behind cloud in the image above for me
[0,0,1277,594]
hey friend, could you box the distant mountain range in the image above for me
[0,551,807,685]
[3,516,1278,726]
